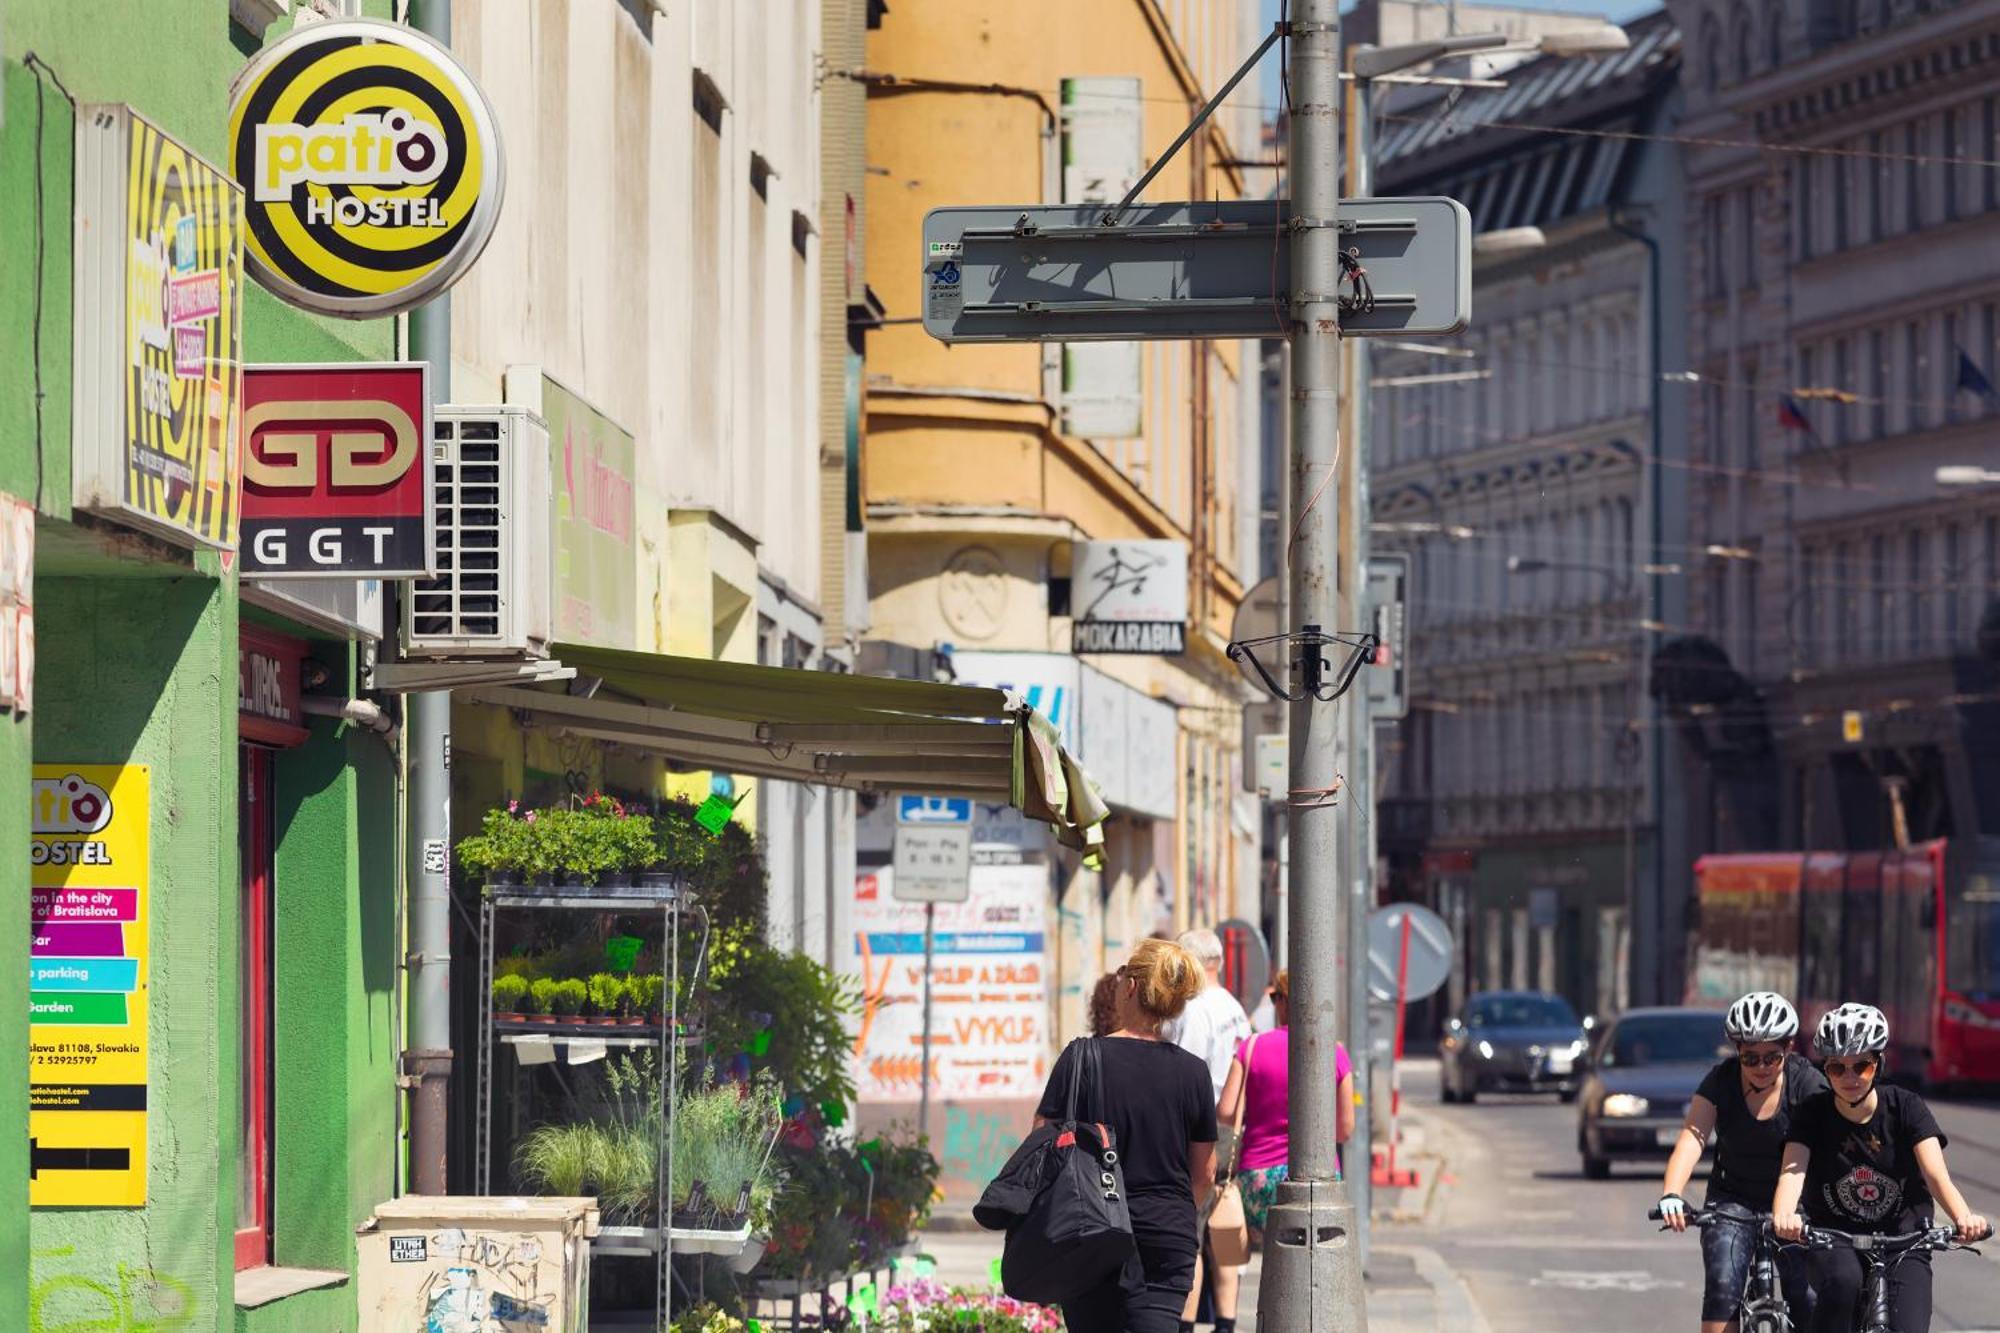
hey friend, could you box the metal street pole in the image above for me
[404,0,455,1198]
[918,901,935,1135]
[1265,1,1367,1327]
[1342,65,1377,1277]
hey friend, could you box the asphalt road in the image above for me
[1402,1058,2000,1331]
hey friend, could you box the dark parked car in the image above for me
[1439,990,1589,1103]
[1577,1007,1731,1180]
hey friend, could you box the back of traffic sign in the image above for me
[922,198,1470,343]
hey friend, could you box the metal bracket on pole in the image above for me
[1101,22,1288,226]
[1227,626,1379,703]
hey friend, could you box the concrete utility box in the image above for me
[357,1195,599,1332]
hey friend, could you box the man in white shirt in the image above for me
[1166,927,1252,1100]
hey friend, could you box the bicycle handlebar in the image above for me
[1801,1223,1992,1253]
[1648,1205,1768,1226]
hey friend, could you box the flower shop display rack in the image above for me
[475,873,713,1328]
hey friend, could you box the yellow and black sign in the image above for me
[71,105,244,551]
[227,17,505,319]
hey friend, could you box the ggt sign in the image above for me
[227,18,505,318]
[239,364,434,578]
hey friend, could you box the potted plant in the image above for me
[518,808,562,888]
[528,977,560,1024]
[492,974,529,1021]
[457,805,533,887]
[629,974,664,1026]
[550,978,588,1025]
[587,972,625,1026]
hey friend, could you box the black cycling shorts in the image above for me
[1699,1199,1813,1323]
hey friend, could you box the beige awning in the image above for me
[469,643,1108,860]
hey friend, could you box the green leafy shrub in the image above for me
[456,806,534,880]
[587,972,626,1018]
[706,939,858,1110]
[527,977,559,1016]
[492,974,529,1013]
[550,978,588,1016]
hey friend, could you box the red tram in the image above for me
[1691,839,2000,1086]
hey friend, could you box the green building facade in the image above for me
[3,4,404,1329]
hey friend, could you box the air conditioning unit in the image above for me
[403,406,552,659]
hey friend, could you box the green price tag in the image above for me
[748,1323,763,1333]
[848,1282,878,1317]
[988,1256,1003,1289]
[747,1028,772,1057]
[604,935,642,974]
[820,1098,847,1128]
[694,795,733,835]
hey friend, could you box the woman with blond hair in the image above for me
[1035,938,1219,1333]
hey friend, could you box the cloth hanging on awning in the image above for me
[469,643,1108,862]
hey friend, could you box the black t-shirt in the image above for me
[1785,1085,1947,1232]
[1695,1053,1828,1209]
[1036,1036,1218,1254]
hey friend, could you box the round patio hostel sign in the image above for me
[227,18,504,319]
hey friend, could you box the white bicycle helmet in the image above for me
[1814,1003,1890,1057]
[1725,991,1800,1045]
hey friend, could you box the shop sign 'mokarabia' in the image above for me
[227,18,506,319]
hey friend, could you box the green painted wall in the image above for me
[32,574,237,1332]
[3,3,398,1328]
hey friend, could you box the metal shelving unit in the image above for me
[475,881,689,1328]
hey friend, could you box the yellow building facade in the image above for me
[861,1,1262,1043]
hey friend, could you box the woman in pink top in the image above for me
[1216,969,1355,1236]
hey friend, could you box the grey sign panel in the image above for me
[922,198,1471,343]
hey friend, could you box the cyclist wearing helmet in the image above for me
[1773,1003,1989,1333]
[1658,991,1825,1332]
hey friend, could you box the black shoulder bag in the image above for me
[973,1037,1135,1303]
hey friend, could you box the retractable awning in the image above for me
[469,643,1108,859]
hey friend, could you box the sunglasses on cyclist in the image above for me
[1823,1058,1878,1078]
[1737,1050,1786,1068]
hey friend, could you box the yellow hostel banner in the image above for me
[29,765,150,1207]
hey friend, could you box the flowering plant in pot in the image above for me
[457,805,534,886]
[492,974,529,1021]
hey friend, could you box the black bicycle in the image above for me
[1794,1222,1989,1333]
[1650,1204,1796,1333]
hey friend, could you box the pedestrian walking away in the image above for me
[1657,990,1825,1331]
[1212,967,1354,1330]
[1037,938,1219,1333]
[1773,1003,1991,1332]
[1163,928,1252,1332]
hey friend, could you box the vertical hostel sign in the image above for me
[72,106,245,550]
[227,18,506,318]
[240,363,434,576]
[544,377,637,648]
[29,766,151,1207]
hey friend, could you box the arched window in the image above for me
[1766,5,1785,67]
[1701,14,1725,93]
[1733,4,1756,81]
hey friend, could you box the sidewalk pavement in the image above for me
[909,1100,1469,1330]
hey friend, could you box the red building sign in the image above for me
[239,363,433,578]
[238,626,310,748]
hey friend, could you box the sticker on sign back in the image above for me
[926,261,964,323]
[390,1234,428,1262]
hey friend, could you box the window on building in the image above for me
[237,745,274,1270]
[1833,338,1851,445]
[1945,310,1963,423]
[1801,545,1820,668]
[1794,160,1814,260]
[1740,186,1758,286]
[1835,541,1857,663]
[1708,562,1728,636]
[690,72,726,456]
[1906,120,1925,231]
[1907,321,1928,431]
[1908,529,1929,656]
[1945,523,1964,644]
[1872,534,1891,659]
[1706,195,1728,297]
[1741,555,1760,674]
[1742,356,1761,466]
[1944,107,1961,223]
[1702,16,1724,94]
[1831,151,1850,252]
[1733,5,1755,82]
[1985,98,1998,213]
[1767,7,1784,66]
[1869,329,1888,439]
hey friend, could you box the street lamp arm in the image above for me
[1352,32,1510,80]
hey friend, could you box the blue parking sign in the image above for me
[897,795,971,825]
